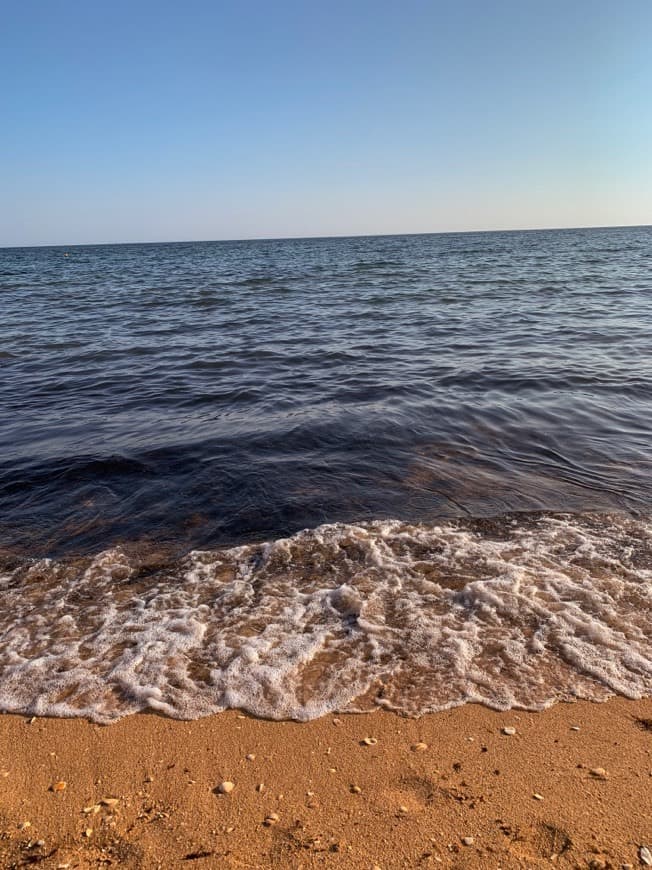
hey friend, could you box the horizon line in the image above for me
[1,221,650,251]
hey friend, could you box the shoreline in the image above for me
[3,512,650,725]
[1,697,650,868]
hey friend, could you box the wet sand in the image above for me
[1,698,651,869]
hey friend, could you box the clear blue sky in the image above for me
[2,0,651,246]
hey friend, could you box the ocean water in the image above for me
[1,226,651,721]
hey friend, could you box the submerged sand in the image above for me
[1,698,651,868]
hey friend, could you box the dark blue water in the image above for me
[2,226,651,557]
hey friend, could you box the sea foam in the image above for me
[0,512,650,723]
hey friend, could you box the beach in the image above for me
[2,233,652,867]
[3,0,652,860]
[1,698,650,868]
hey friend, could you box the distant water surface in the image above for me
[1,227,651,721]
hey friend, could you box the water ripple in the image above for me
[1,226,651,555]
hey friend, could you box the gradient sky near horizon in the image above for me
[2,0,651,246]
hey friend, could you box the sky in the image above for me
[2,0,651,246]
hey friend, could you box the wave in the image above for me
[0,511,650,723]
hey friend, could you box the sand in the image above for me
[1,698,651,869]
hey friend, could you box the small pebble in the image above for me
[100,797,119,807]
[570,725,581,731]
[256,783,265,793]
[640,845,652,866]
[144,774,154,783]
[18,821,31,830]
[263,812,279,826]
[84,828,93,838]
[501,727,516,736]
[532,793,544,801]
[412,742,428,752]
[362,737,377,746]
[589,767,608,780]
[217,781,235,794]
[461,836,475,846]
[398,805,409,814]
[246,753,256,761]
[52,780,67,792]
[350,784,362,794]
[35,840,45,847]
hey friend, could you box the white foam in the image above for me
[0,513,650,722]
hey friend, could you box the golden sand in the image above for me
[1,698,651,868]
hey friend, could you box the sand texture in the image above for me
[1,698,651,869]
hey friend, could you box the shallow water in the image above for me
[1,227,651,720]
[1,513,651,722]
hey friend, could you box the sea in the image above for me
[1,226,651,722]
